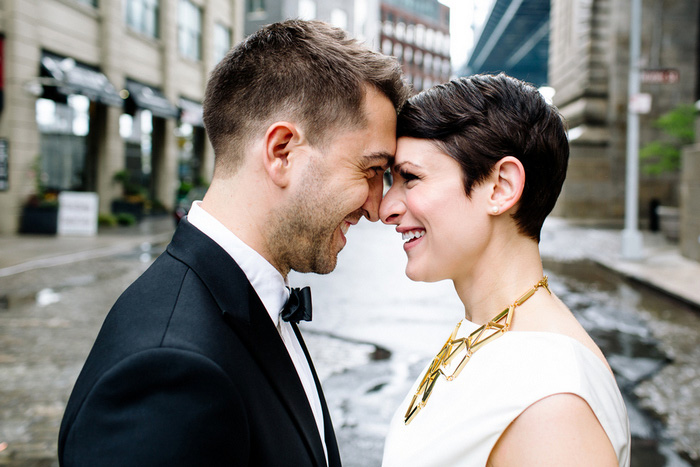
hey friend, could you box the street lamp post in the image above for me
[622,0,644,260]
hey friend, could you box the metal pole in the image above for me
[622,0,644,260]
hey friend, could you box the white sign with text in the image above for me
[58,191,99,236]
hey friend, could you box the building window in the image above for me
[382,39,393,56]
[425,28,434,51]
[35,95,91,191]
[119,110,153,194]
[404,46,413,64]
[382,20,394,37]
[414,49,423,66]
[125,0,159,38]
[213,23,232,65]
[415,24,425,47]
[248,0,265,13]
[406,24,415,44]
[395,22,406,41]
[178,0,202,61]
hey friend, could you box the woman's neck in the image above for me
[454,234,544,325]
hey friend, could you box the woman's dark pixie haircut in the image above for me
[203,19,410,176]
[397,73,569,242]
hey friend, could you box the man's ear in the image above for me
[262,121,302,188]
[488,156,525,215]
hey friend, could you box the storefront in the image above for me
[37,52,123,194]
[121,78,180,206]
[177,97,206,182]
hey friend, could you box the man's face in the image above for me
[269,87,398,274]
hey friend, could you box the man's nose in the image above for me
[362,173,384,222]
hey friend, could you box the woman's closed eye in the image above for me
[397,169,420,185]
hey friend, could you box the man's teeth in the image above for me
[341,222,350,235]
[402,230,425,241]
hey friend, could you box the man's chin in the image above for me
[291,250,338,275]
[311,254,338,275]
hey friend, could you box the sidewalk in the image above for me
[0,216,176,278]
[539,218,700,309]
[1,216,699,308]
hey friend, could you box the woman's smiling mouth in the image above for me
[402,229,425,242]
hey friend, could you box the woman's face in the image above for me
[379,137,494,283]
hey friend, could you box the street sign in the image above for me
[629,93,652,114]
[641,69,680,84]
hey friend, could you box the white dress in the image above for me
[382,320,631,467]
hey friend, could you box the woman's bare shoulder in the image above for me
[487,393,618,467]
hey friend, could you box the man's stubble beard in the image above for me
[266,172,342,275]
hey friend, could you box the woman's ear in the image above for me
[262,121,301,188]
[488,156,525,215]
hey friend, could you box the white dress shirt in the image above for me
[187,201,327,462]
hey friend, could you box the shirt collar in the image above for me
[186,201,289,325]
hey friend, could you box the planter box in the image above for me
[20,205,58,234]
[111,199,145,222]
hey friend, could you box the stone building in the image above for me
[549,0,699,225]
[0,0,243,234]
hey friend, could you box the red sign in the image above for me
[641,69,680,84]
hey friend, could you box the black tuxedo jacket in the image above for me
[58,218,341,466]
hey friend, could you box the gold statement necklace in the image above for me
[404,276,551,425]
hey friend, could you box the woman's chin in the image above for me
[405,265,440,283]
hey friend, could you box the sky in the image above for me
[439,0,492,70]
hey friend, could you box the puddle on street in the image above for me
[544,260,695,467]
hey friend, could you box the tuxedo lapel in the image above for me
[167,219,328,467]
[292,323,342,467]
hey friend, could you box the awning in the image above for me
[40,53,123,107]
[125,79,180,119]
[179,97,204,127]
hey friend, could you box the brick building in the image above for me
[379,0,451,92]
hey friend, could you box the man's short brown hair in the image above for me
[203,19,410,175]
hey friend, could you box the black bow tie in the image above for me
[281,286,312,323]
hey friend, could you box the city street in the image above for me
[1,219,699,466]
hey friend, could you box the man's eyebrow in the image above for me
[362,152,393,167]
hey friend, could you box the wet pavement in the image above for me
[0,217,699,466]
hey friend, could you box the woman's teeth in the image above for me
[402,230,425,242]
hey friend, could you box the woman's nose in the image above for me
[379,185,404,225]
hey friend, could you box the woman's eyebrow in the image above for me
[393,161,422,172]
